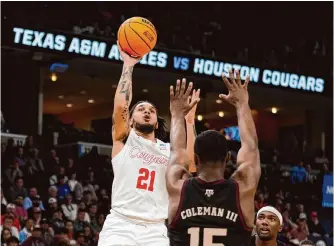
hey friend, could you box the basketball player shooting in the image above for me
[167,70,261,246]
[98,43,199,246]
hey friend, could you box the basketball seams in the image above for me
[129,21,157,38]
[128,22,152,50]
[124,22,141,56]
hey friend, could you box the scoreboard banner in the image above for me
[2,26,327,94]
[322,174,333,208]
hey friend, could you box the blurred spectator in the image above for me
[5,236,20,246]
[308,211,326,239]
[65,158,76,177]
[23,187,45,211]
[45,186,58,208]
[25,148,45,188]
[65,220,74,241]
[290,214,310,242]
[49,166,68,186]
[31,207,43,227]
[44,148,60,176]
[1,228,13,243]
[68,173,78,192]
[291,161,306,184]
[73,209,91,233]
[4,160,24,187]
[23,136,35,156]
[305,164,317,184]
[8,177,27,202]
[1,204,21,230]
[19,218,34,243]
[73,178,84,202]
[51,210,65,234]
[45,198,58,219]
[13,196,28,225]
[21,226,46,246]
[56,175,70,200]
[61,194,78,222]
[40,218,55,246]
[15,147,26,168]
[0,216,19,239]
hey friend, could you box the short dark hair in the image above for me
[194,130,228,164]
[129,100,167,141]
[6,236,19,244]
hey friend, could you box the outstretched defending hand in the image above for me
[185,88,201,124]
[170,78,200,117]
[219,69,250,108]
[117,40,141,66]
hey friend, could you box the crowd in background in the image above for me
[0,135,333,246]
[2,2,332,77]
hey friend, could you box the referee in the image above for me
[249,206,286,246]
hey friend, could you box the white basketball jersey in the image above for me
[111,129,170,222]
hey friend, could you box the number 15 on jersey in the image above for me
[188,227,227,246]
[136,168,156,191]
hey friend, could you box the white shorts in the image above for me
[98,209,169,246]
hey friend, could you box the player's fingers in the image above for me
[228,69,237,88]
[235,69,242,87]
[184,82,193,97]
[189,98,200,109]
[170,85,174,99]
[244,75,250,89]
[219,94,229,102]
[222,74,233,91]
[175,79,181,96]
[180,78,187,95]
[195,89,201,98]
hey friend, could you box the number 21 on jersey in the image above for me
[188,227,227,246]
[136,168,156,191]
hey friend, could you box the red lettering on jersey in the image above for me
[129,146,168,166]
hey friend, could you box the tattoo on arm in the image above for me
[116,66,133,125]
[118,66,133,98]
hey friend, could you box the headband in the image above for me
[257,206,283,225]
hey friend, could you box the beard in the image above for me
[133,122,155,134]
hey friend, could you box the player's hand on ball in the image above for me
[185,88,201,124]
[117,40,141,66]
[219,69,250,108]
[170,78,200,117]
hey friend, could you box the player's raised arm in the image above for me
[166,79,200,195]
[219,69,261,190]
[185,89,200,174]
[112,42,141,158]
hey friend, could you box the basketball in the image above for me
[117,17,157,58]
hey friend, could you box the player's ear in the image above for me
[278,225,283,232]
[194,154,200,167]
[224,151,231,163]
[155,121,159,130]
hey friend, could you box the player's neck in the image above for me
[134,129,157,142]
[255,235,277,246]
[198,165,225,182]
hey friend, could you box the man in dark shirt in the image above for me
[249,206,286,246]
[308,211,325,237]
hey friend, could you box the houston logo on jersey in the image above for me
[129,146,168,166]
